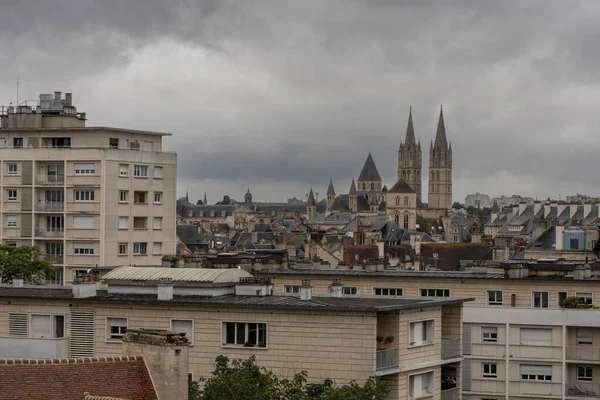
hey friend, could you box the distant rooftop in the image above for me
[103,266,252,283]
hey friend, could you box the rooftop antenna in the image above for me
[16,77,19,106]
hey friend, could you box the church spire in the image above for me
[434,105,448,150]
[349,179,357,195]
[307,188,316,207]
[203,193,207,205]
[327,179,335,197]
[404,106,416,147]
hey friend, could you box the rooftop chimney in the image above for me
[72,276,98,298]
[329,278,343,297]
[507,264,529,279]
[54,91,61,101]
[64,93,72,106]
[300,280,312,301]
[11,274,23,287]
[157,277,174,301]
[573,263,591,280]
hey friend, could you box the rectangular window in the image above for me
[51,138,71,148]
[577,328,593,345]
[119,164,128,177]
[119,190,128,203]
[118,243,127,255]
[284,285,300,294]
[482,326,498,342]
[74,243,94,255]
[487,290,503,306]
[558,292,568,308]
[74,163,95,175]
[53,315,65,338]
[134,191,147,204]
[133,242,147,255]
[483,363,498,378]
[420,288,450,297]
[520,364,552,381]
[109,138,119,149]
[409,320,435,347]
[578,365,593,381]
[152,242,162,255]
[46,216,64,231]
[133,165,148,177]
[6,216,17,227]
[520,328,552,346]
[7,163,17,174]
[222,322,267,347]
[13,138,23,148]
[171,320,194,345]
[409,371,434,398]
[118,217,128,229]
[106,317,128,341]
[31,315,51,338]
[532,291,549,308]
[153,217,162,230]
[46,164,64,183]
[74,190,95,201]
[577,292,593,306]
[73,216,94,229]
[133,217,147,229]
[154,166,163,178]
[7,189,17,200]
[154,192,163,204]
[342,286,357,295]
[373,287,403,296]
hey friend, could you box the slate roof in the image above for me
[420,243,493,271]
[0,356,157,400]
[527,226,556,251]
[176,224,205,250]
[357,153,382,182]
[329,194,371,213]
[387,178,416,194]
[434,106,448,150]
[403,107,417,147]
[327,179,335,196]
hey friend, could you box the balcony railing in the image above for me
[0,337,69,359]
[35,228,64,238]
[40,254,64,264]
[566,381,600,397]
[376,348,398,370]
[567,346,600,361]
[441,338,461,359]
[36,202,64,211]
[36,175,64,185]
[440,388,459,400]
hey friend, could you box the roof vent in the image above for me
[235,277,274,297]
[300,280,312,301]
[328,278,343,297]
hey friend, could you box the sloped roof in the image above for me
[403,107,416,147]
[434,106,448,150]
[387,178,416,194]
[0,356,157,400]
[103,266,252,283]
[327,179,335,196]
[357,153,382,182]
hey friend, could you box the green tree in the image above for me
[196,355,389,400]
[452,201,464,210]
[0,244,57,284]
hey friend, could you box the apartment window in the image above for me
[6,216,17,227]
[31,315,51,338]
[342,286,357,295]
[133,242,147,255]
[133,217,147,230]
[374,287,403,296]
[134,191,147,204]
[409,319,435,347]
[46,242,64,256]
[154,192,163,204]
[106,317,128,341]
[118,216,128,229]
[74,190,95,201]
[577,292,593,306]
[109,138,119,149]
[153,217,162,230]
[119,190,128,203]
[222,322,267,347]
[578,366,593,381]
[13,138,23,148]
[577,328,593,345]
[420,288,450,297]
[171,320,194,345]
[154,166,163,178]
[520,328,552,346]
[74,163,95,175]
[483,363,498,378]
[46,164,64,183]
[152,242,162,255]
[53,315,65,338]
[7,190,17,200]
[558,292,568,308]
[7,163,17,174]
[408,371,434,399]
[532,291,549,308]
[45,189,64,203]
[133,165,148,177]
[520,365,552,381]
[73,216,94,229]
[487,290,503,306]
[46,216,64,231]
[74,243,94,255]
[284,285,300,294]
[118,243,127,255]
[51,138,71,148]
[482,326,498,342]
[119,164,128,177]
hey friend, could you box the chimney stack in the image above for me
[329,278,343,297]
[300,280,312,301]
[11,274,24,287]
[64,93,72,106]
[72,275,98,298]
[157,277,174,301]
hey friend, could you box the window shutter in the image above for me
[69,308,95,357]
[463,323,472,355]
[521,328,552,345]
[8,313,28,337]
[73,216,94,229]
[31,315,51,338]
[521,364,552,375]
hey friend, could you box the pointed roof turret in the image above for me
[203,193,207,205]
[404,106,416,147]
[349,179,357,195]
[357,153,382,182]
[307,188,316,207]
[382,185,388,192]
[434,105,448,150]
[327,179,336,197]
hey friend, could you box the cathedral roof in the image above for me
[388,178,416,194]
[330,194,372,213]
[434,105,448,151]
[307,188,316,207]
[349,179,357,195]
[327,179,335,196]
[357,153,382,182]
[403,107,416,147]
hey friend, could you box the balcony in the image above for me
[441,338,461,359]
[40,253,64,264]
[0,337,69,359]
[567,346,600,361]
[376,348,398,370]
[36,201,64,212]
[566,382,600,397]
[36,175,64,185]
[35,228,64,238]
[440,388,459,400]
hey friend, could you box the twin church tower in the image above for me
[397,106,452,211]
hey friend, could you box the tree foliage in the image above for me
[452,201,464,210]
[0,244,57,284]
[195,355,390,400]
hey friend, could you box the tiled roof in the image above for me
[0,356,157,400]
[103,266,252,283]
[387,178,416,194]
[357,153,382,182]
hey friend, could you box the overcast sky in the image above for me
[2,1,599,204]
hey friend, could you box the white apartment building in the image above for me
[0,91,176,284]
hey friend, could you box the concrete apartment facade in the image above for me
[0,267,470,400]
[253,262,600,400]
[0,92,177,284]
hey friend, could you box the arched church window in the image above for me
[402,171,406,180]
[436,171,440,181]
[403,214,409,229]
[396,196,400,207]
[395,214,400,224]
[407,171,411,181]
[370,182,374,191]
[404,196,409,207]
[362,183,366,191]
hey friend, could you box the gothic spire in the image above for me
[327,179,335,197]
[434,105,448,150]
[307,188,316,206]
[349,179,357,195]
[404,106,416,147]
[203,193,207,205]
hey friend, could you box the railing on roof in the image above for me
[238,277,272,285]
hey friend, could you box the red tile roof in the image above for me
[0,356,158,400]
